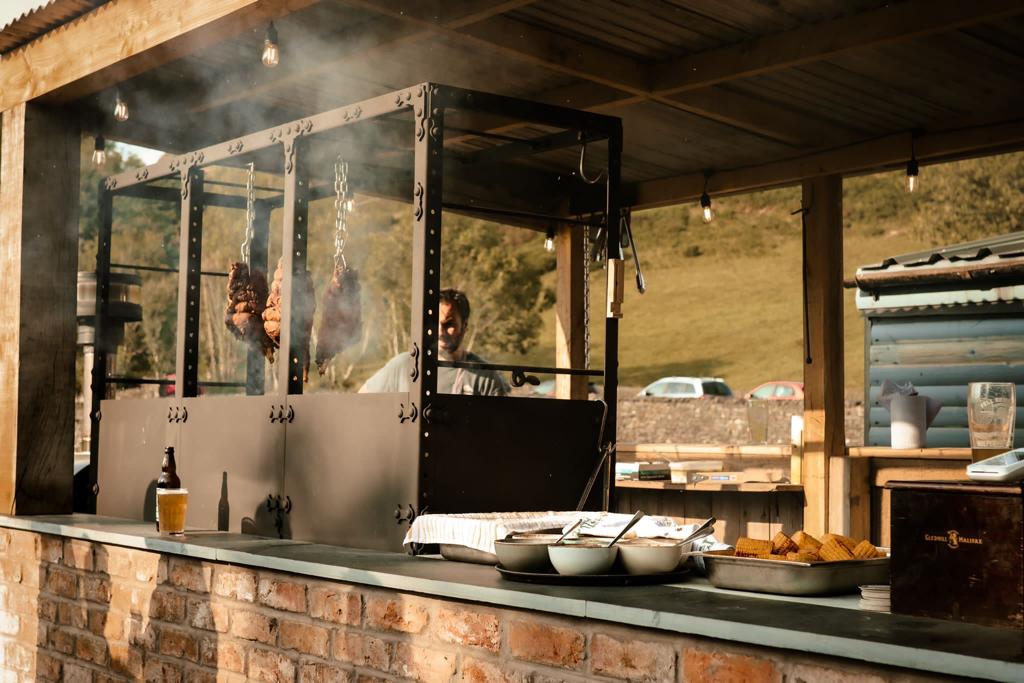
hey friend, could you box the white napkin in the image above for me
[878,379,942,426]
[567,512,698,541]
[403,511,583,555]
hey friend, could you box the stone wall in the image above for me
[617,397,865,447]
[0,528,947,682]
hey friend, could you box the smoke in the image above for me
[82,2,597,395]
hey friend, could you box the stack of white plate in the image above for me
[859,584,891,613]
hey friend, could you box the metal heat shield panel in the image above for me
[283,393,419,551]
[97,397,180,523]
[180,396,286,538]
[421,395,607,514]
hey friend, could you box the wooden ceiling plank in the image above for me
[0,0,322,111]
[350,1,856,146]
[650,0,1024,95]
[628,119,1024,209]
[669,86,861,147]
[188,0,538,114]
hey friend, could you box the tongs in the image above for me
[620,209,646,294]
[676,516,716,547]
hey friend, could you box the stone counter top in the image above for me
[1,514,1021,682]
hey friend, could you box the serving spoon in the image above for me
[553,518,584,546]
[606,510,646,548]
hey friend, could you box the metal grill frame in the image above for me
[91,82,624,518]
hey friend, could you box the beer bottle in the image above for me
[155,446,181,531]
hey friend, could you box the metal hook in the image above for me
[333,155,350,271]
[510,369,540,388]
[578,142,606,185]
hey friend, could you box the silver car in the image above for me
[638,376,733,399]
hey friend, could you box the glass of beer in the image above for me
[968,383,1015,449]
[157,488,189,535]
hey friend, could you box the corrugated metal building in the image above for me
[856,232,1024,447]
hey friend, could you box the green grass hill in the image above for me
[523,152,1023,396]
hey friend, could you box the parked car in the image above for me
[744,381,804,400]
[637,377,733,399]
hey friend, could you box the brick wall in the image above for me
[0,528,947,682]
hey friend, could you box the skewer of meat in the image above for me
[224,261,274,360]
[263,258,317,381]
[314,265,361,374]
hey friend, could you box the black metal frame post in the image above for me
[279,137,311,395]
[246,200,271,395]
[412,86,445,512]
[604,124,623,510]
[175,168,204,398]
[87,181,114,512]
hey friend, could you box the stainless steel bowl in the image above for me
[548,542,618,575]
[494,537,558,572]
[618,539,685,575]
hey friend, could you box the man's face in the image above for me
[438,300,466,358]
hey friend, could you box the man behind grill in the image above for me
[359,288,509,396]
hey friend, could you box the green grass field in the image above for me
[520,168,969,396]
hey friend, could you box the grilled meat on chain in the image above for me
[314,265,361,374]
[225,262,274,360]
[263,259,317,382]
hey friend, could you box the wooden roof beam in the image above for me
[650,0,1024,96]
[0,0,321,111]
[627,119,1024,210]
[351,1,857,147]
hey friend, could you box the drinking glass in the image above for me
[967,383,1015,449]
[747,401,770,444]
[157,488,189,535]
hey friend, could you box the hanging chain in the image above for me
[333,155,350,271]
[241,162,256,264]
[583,226,591,369]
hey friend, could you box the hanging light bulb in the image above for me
[544,227,555,253]
[92,134,106,168]
[699,170,714,224]
[700,192,713,224]
[113,92,129,122]
[906,156,919,193]
[261,22,280,68]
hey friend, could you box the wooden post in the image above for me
[0,103,80,515]
[801,175,844,536]
[830,455,871,538]
[555,224,587,400]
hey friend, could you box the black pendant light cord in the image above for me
[792,205,812,365]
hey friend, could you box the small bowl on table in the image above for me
[617,539,685,575]
[494,534,560,572]
[547,540,619,575]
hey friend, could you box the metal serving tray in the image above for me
[702,550,890,596]
[439,544,498,565]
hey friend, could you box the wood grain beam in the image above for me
[0,103,80,515]
[802,175,844,537]
[0,0,321,111]
[650,0,1024,95]
[351,1,851,147]
[628,119,1024,209]
[555,224,587,400]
